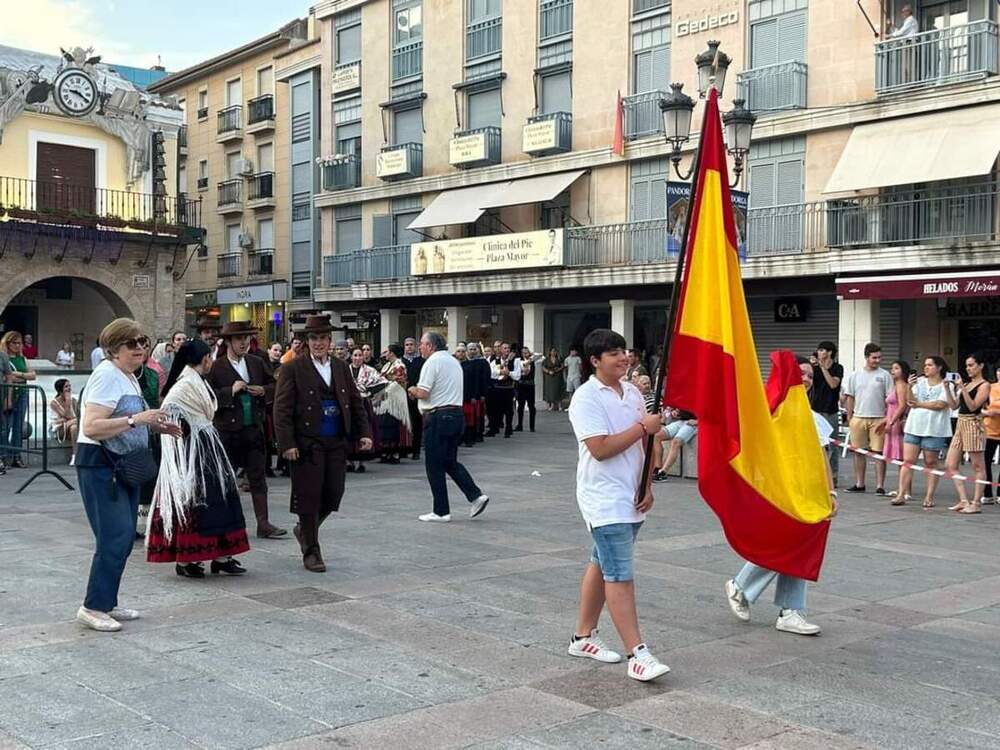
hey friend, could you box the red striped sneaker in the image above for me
[567,628,622,663]
[627,644,671,682]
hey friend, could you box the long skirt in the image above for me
[348,398,380,461]
[378,412,411,453]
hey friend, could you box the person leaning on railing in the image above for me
[0,330,36,470]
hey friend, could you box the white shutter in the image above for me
[541,71,572,115]
[257,219,274,249]
[336,218,362,253]
[776,158,803,205]
[649,178,668,219]
[777,11,807,63]
[630,178,651,220]
[651,44,671,92]
[226,79,242,107]
[468,88,501,129]
[256,67,274,96]
[750,18,778,68]
[227,224,241,252]
[394,107,423,144]
[633,49,652,94]
[226,151,240,179]
[749,162,776,208]
[257,143,274,172]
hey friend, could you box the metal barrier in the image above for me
[0,383,74,494]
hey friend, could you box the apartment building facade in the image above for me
[303,0,1000,377]
[149,19,324,344]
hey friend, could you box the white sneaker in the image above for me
[76,606,121,632]
[725,579,751,622]
[69,454,75,467]
[627,644,671,681]
[109,607,140,621]
[136,505,149,537]
[418,513,451,523]
[775,609,821,636]
[567,628,622,663]
[470,495,490,518]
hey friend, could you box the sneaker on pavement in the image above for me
[470,495,490,518]
[725,579,751,622]
[627,644,671,681]
[109,607,140,621]
[418,513,451,523]
[567,628,622,663]
[652,470,668,483]
[775,609,821,636]
[76,606,121,632]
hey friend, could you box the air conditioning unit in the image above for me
[236,158,254,175]
[238,232,254,249]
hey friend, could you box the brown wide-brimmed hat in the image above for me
[219,320,260,338]
[195,316,222,332]
[301,314,334,334]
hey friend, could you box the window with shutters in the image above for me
[225,79,242,107]
[393,0,423,81]
[257,218,274,249]
[335,96,362,156]
[743,2,808,111]
[226,223,241,252]
[541,190,572,229]
[749,10,806,67]
[336,215,362,254]
[256,67,273,97]
[539,0,573,69]
[747,136,805,253]
[394,212,423,245]
[178,165,187,194]
[466,0,502,79]
[467,86,502,129]
[372,214,394,248]
[393,105,423,145]
[630,11,670,95]
[335,9,362,65]
[629,158,669,221]
[539,70,571,114]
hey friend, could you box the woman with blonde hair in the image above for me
[1,330,36,469]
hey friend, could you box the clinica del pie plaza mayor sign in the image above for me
[412,229,564,276]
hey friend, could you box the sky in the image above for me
[0,0,304,72]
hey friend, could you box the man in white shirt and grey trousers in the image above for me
[408,331,490,522]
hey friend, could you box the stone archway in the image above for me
[0,265,144,328]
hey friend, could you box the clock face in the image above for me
[54,69,98,117]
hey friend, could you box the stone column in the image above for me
[445,306,465,349]
[838,299,881,374]
[522,302,545,404]
[610,299,635,346]
[380,308,400,350]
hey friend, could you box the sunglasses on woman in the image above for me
[123,337,150,350]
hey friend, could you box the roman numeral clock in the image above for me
[53,67,98,117]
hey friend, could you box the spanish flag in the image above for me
[666,89,832,581]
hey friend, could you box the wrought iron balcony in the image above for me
[217,252,242,280]
[377,143,423,180]
[450,126,502,168]
[392,40,423,81]
[216,105,242,140]
[523,112,572,156]
[737,61,807,113]
[323,244,412,286]
[217,178,243,213]
[197,106,208,120]
[247,94,274,125]
[466,16,502,60]
[247,172,274,207]
[321,154,362,191]
[875,20,999,95]
[248,248,274,276]
[623,90,667,140]
[540,0,573,40]
[196,176,208,190]
[0,175,203,239]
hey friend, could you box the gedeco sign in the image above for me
[675,11,739,37]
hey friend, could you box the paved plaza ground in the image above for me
[2,411,1000,749]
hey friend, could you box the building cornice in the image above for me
[275,53,322,82]
[311,0,370,20]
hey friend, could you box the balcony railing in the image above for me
[0,175,202,232]
[247,172,274,201]
[323,245,412,286]
[737,61,807,113]
[450,126,502,168]
[196,176,208,190]
[217,252,242,279]
[875,20,999,95]
[392,40,423,81]
[524,111,572,155]
[624,90,666,140]
[217,105,242,135]
[633,0,670,13]
[540,0,573,40]
[197,106,208,120]
[248,249,274,276]
[466,16,502,60]
[247,94,274,124]
[321,154,362,191]
[217,178,242,207]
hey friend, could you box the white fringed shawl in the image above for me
[374,381,412,432]
[146,366,238,542]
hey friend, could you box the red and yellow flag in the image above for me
[665,89,832,581]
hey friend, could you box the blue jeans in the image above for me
[78,465,140,612]
[590,522,643,582]
[1,393,26,460]
[734,562,808,612]
[423,407,482,516]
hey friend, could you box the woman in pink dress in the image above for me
[883,360,911,462]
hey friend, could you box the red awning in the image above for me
[836,271,1000,301]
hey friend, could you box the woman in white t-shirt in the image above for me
[74,318,179,633]
[55,342,75,369]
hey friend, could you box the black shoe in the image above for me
[874,487,886,496]
[486,431,498,437]
[346,463,356,473]
[845,485,866,493]
[515,425,524,432]
[356,464,366,474]
[652,470,669,483]
[175,563,205,579]
[504,432,512,439]
[210,558,246,576]
[388,456,401,465]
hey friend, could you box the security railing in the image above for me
[248,171,274,201]
[524,111,572,155]
[321,155,362,191]
[1,383,74,493]
[217,252,242,279]
[248,248,274,276]
[450,126,502,167]
[466,16,502,60]
[540,0,573,40]
[323,244,412,286]
[392,40,423,81]
[217,178,242,207]
[565,219,670,265]
[247,94,274,124]
[875,20,999,95]
[217,105,242,135]
[737,61,808,113]
[378,142,423,180]
[624,90,667,140]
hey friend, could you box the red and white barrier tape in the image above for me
[830,437,996,488]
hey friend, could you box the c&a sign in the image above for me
[774,297,810,323]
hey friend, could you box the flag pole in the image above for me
[638,89,714,495]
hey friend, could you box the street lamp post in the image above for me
[658,41,756,187]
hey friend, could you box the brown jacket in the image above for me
[273,354,370,452]
[207,354,275,432]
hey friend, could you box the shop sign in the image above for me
[376,147,410,178]
[131,274,150,289]
[774,297,810,322]
[522,119,557,153]
[675,11,740,37]
[449,133,487,165]
[333,62,361,94]
[667,182,748,258]
[186,290,218,308]
[837,272,1000,301]
[942,297,1000,318]
[411,229,564,276]
[218,282,287,305]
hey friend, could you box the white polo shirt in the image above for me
[567,375,647,529]
[417,350,464,413]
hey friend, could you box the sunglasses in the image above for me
[122,337,150,350]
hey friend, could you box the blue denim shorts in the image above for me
[903,433,949,452]
[590,522,643,582]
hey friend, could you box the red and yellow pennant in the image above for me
[665,89,831,581]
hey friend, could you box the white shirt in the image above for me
[417,350,464,413]
[490,356,522,382]
[56,349,75,367]
[228,355,250,382]
[90,346,104,369]
[78,360,143,446]
[889,15,919,39]
[312,356,332,387]
[904,378,953,438]
[567,375,647,529]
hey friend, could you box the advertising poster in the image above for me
[667,182,749,260]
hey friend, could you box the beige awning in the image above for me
[823,105,1000,194]
[407,170,586,229]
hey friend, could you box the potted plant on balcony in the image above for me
[99,214,127,229]
[127,217,158,233]
[7,205,40,221]
[68,209,99,228]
